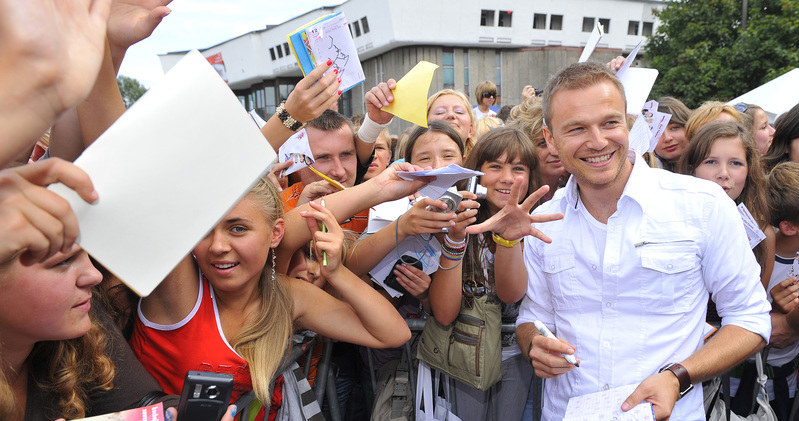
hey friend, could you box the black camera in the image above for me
[177,371,234,421]
[383,255,423,295]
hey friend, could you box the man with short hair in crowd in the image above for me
[281,109,376,231]
[515,62,771,420]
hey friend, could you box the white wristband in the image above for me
[357,113,392,144]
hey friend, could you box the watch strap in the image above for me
[660,362,693,398]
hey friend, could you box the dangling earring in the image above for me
[270,249,277,291]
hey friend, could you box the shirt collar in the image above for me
[564,151,654,211]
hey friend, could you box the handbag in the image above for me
[705,351,778,421]
[416,292,502,391]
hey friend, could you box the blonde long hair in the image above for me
[231,179,294,406]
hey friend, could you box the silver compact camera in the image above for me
[436,189,462,213]
[465,176,487,199]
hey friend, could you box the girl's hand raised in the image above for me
[465,177,562,243]
[284,61,342,124]
[301,200,345,279]
[364,79,397,124]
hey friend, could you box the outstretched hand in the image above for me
[465,177,562,243]
[284,61,342,124]
[370,162,434,203]
[364,79,397,124]
[0,159,98,266]
[107,0,172,69]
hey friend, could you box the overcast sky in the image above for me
[119,0,345,88]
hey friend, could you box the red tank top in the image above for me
[130,274,279,419]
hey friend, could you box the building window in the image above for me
[495,50,501,103]
[533,13,547,29]
[283,43,290,56]
[361,17,370,34]
[463,49,470,98]
[255,88,265,117]
[599,18,610,33]
[265,85,276,116]
[443,49,454,89]
[628,20,639,35]
[582,17,595,32]
[276,45,283,58]
[353,20,361,37]
[642,21,654,36]
[498,10,512,27]
[269,47,276,61]
[348,24,353,37]
[279,83,293,102]
[339,90,353,116]
[480,9,495,26]
[238,95,246,108]
[550,14,563,30]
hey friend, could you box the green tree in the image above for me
[117,75,147,108]
[647,0,799,108]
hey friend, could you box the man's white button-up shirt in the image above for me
[517,156,771,421]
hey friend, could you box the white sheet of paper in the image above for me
[369,235,442,297]
[249,109,267,129]
[628,115,653,156]
[397,164,483,199]
[367,197,411,233]
[306,12,365,92]
[578,21,605,63]
[618,67,659,115]
[615,40,644,80]
[48,50,276,297]
[278,129,315,176]
[641,100,672,152]
[737,203,766,249]
[564,384,655,421]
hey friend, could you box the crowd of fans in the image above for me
[3,1,799,421]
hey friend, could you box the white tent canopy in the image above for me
[727,68,799,122]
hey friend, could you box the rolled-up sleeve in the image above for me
[701,191,771,342]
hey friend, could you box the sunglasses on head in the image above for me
[482,92,496,99]
[733,102,749,113]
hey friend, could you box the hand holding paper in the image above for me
[381,61,440,127]
[365,78,398,124]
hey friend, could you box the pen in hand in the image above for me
[320,198,328,266]
[534,320,579,367]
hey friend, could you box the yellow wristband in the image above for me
[492,232,521,248]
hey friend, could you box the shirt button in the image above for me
[592,265,597,270]
[603,384,610,391]
[603,341,610,348]
[550,264,555,270]
[606,302,613,308]
[667,264,674,270]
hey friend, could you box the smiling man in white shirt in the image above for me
[514,62,771,420]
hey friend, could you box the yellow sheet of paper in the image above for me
[381,61,439,127]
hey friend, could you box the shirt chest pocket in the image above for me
[542,250,583,310]
[637,241,702,314]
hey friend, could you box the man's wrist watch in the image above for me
[659,362,693,399]
[275,102,305,131]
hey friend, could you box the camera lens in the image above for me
[440,197,456,212]
[206,385,219,399]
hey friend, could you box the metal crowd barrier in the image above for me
[248,318,543,421]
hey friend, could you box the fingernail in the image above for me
[333,68,338,74]
[165,411,173,421]
[621,403,631,411]
[231,405,238,417]
[337,77,342,83]
[337,90,342,95]
[326,59,332,66]
[300,211,308,216]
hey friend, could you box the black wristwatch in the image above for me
[659,362,694,399]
